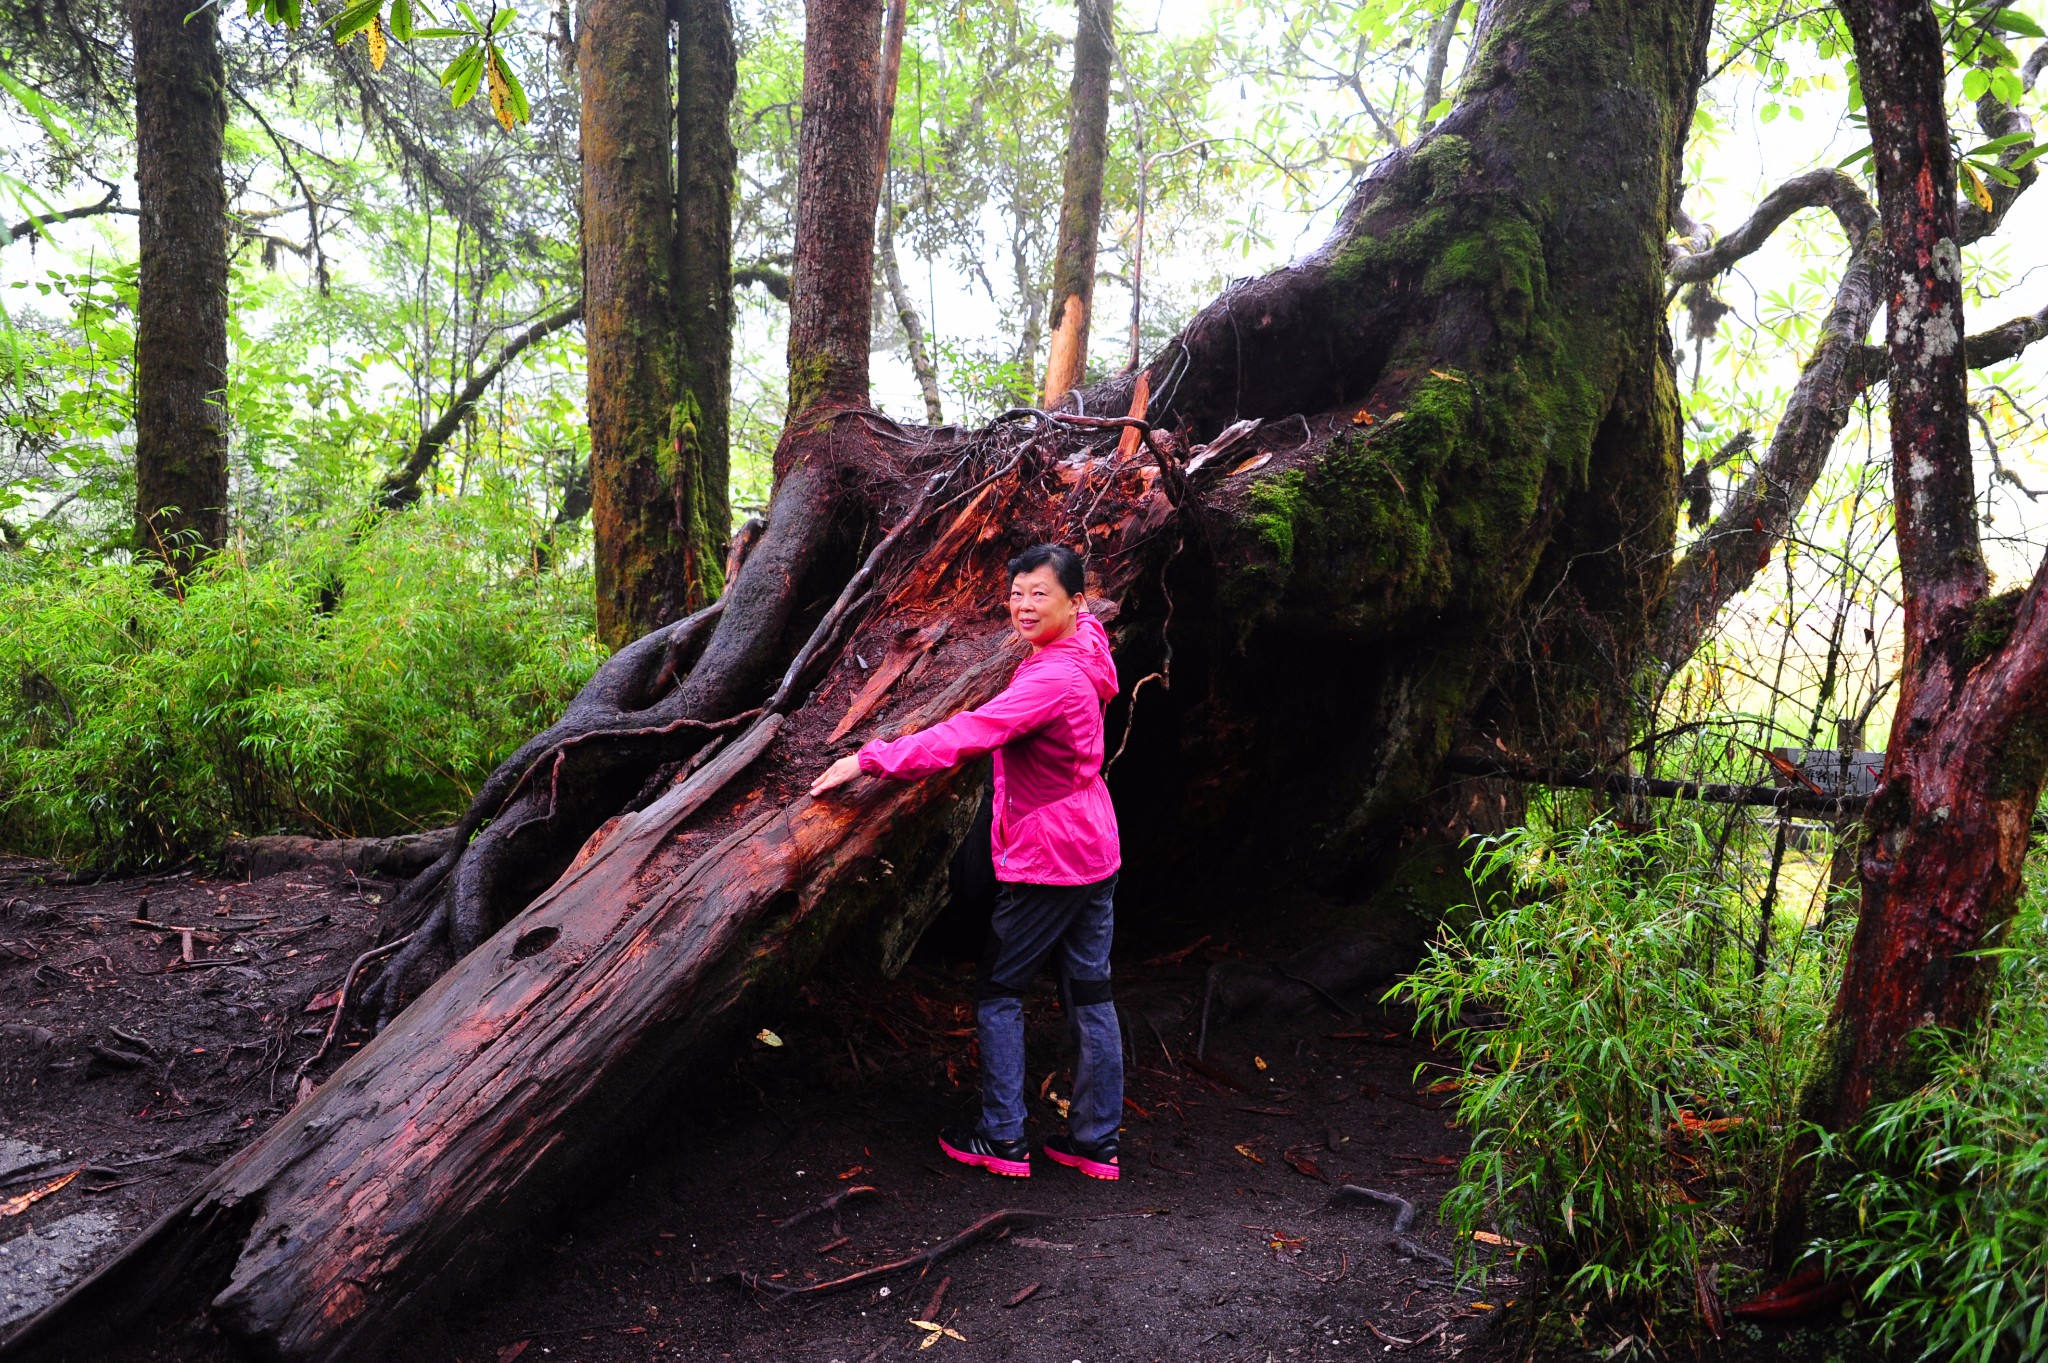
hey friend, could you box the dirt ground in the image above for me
[0,853,1562,1362]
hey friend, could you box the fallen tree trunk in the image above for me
[0,2,1714,1358]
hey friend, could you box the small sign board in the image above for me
[1773,748,1884,798]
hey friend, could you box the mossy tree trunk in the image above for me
[0,4,1717,1359]
[1774,0,2048,1265]
[671,0,739,605]
[130,0,230,576]
[583,0,736,649]
[581,0,679,648]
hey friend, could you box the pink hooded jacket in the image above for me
[857,613,1121,885]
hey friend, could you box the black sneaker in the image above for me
[937,1123,1032,1178]
[1043,1133,1119,1180]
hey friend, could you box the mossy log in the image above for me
[0,3,1713,1358]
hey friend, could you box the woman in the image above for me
[810,544,1123,1180]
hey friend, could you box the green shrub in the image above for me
[1825,890,2048,1363]
[0,496,602,867]
[1395,820,1833,1320]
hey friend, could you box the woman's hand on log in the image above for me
[809,753,864,796]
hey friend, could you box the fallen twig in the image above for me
[774,1183,879,1230]
[920,1274,950,1320]
[1,1167,82,1216]
[1329,1184,1457,1270]
[289,933,414,1101]
[1004,1281,1041,1308]
[737,1208,1051,1301]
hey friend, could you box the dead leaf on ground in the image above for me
[1282,1150,1330,1183]
[1233,1143,1265,1165]
[910,1319,966,1349]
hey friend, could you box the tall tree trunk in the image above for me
[582,0,680,648]
[1041,0,1113,408]
[784,0,888,425]
[671,0,740,607]
[1774,0,2048,1265]
[0,4,1714,1359]
[130,0,229,575]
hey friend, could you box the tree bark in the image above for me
[581,0,679,648]
[0,3,1716,1358]
[130,0,229,576]
[671,0,740,607]
[1774,0,2048,1265]
[1041,0,1113,408]
[784,0,888,425]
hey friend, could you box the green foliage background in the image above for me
[0,496,601,865]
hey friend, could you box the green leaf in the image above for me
[388,0,414,40]
[1988,10,2045,38]
[489,4,515,34]
[442,44,484,105]
[328,0,381,42]
[1760,100,1780,124]
[455,0,482,29]
[1968,131,2036,155]
[493,43,530,122]
[1963,67,1991,101]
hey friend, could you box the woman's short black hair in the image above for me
[1007,543,1085,596]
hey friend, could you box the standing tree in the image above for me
[1041,0,1113,406]
[672,0,739,603]
[583,0,736,648]
[1773,0,2048,1259]
[129,0,229,573]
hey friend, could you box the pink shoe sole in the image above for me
[937,1135,1031,1178]
[1044,1145,1119,1180]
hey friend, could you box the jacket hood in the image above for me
[1043,611,1120,702]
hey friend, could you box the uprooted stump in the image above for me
[1,4,1711,1356]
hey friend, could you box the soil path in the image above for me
[0,856,1517,1361]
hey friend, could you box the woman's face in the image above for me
[1008,564,1081,648]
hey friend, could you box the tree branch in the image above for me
[1443,752,1866,815]
[379,301,584,509]
[877,205,943,424]
[733,264,791,300]
[3,190,135,248]
[1652,175,1881,674]
[231,87,331,293]
[1956,40,2043,245]
[1418,0,1469,131]
[1666,168,1876,282]
[1849,299,2048,387]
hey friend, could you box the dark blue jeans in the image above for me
[975,874,1122,1147]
